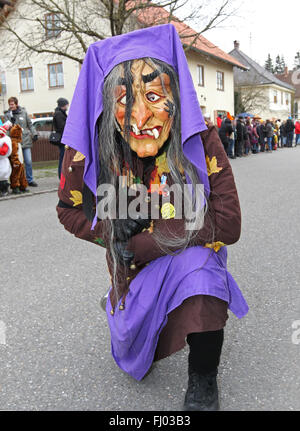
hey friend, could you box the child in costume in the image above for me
[0,122,12,197]
[9,124,29,194]
[57,24,248,411]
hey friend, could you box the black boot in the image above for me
[184,330,224,411]
[12,187,21,194]
[184,368,219,411]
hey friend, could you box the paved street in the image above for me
[0,147,300,411]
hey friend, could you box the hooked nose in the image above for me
[131,96,152,130]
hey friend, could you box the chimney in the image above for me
[284,66,288,77]
[234,40,240,50]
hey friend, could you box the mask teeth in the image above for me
[152,128,159,139]
[146,129,154,136]
[132,124,140,135]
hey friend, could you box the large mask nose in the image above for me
[131,96,152,130]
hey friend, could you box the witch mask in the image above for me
[114,59,175,158]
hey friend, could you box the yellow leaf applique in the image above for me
[72,151,85,162]
[69,190,82,207]
[156,152,170,176]
[206,156,223,177]
[204,241,226,253]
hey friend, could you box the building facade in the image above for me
[229,41,295,120]
[275,67,300,119]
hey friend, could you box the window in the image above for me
[48,63,64,88]
[0,71,6,95]
[45,13,61,39]
[281,91,283,105]
[197,65,204,86]
[273,90,278,104]
[286,93,290,106]
[19,67,34,92]
[217,71,224,91]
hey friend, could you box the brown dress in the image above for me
[9,125,28,191]
[56,124,241,361]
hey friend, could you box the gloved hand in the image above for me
[113,240,135,267]
[32,135,38,142]
[113,217,151,242]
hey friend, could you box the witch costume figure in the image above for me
[57,24,248,411]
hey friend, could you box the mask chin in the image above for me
[131,140,164,158]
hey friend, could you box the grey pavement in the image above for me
[0,165,59,201]
[0,147,300,411]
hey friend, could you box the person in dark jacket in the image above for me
[257,120,266,152]
[243,119,251,155]
[53,98,69,179]
[235,117,244,157]
[265,120,274,151]
[285,117,295,147]
[279,121,286,147]
[218,118,233,157]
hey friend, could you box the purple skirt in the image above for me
[106,246,248,380]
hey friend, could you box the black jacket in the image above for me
[285,119,295,133]
[236,120,244,142]
[280,124,287,137]
[218,119,233,145]
[53,107,67,141]
[257,124,266,142]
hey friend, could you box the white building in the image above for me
[229,41,295,120]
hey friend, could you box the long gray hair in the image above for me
[97,58,209,298]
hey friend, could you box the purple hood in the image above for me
[62,24,209,228]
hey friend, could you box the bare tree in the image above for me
[235,85,269,115]
[0,0,239,66]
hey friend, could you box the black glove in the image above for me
[113,241,135,267]
[32,135,38,142]
[113,217,151,242]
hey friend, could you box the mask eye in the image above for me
[118,94,127,105]
[146,92,161,103]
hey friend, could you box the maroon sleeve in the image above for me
[128,125,241,267]
[56,146,107,248]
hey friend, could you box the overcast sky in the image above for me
[186,0,300,69]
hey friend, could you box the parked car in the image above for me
[31,117,59,162]
[31,117,53,139]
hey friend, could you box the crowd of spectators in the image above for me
[215,114,299,159]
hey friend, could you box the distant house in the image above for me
[0,1,247,125]
[169,20,247,123]
[275,67,300,119]
[229,41,295,120]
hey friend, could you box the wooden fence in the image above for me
[31,137,59,162]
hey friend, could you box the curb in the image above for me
[0,188,58,201]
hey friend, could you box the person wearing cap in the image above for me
[56,24,248,411]
[53,98,69,179]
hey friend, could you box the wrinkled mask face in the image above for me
[114,59,174,158]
